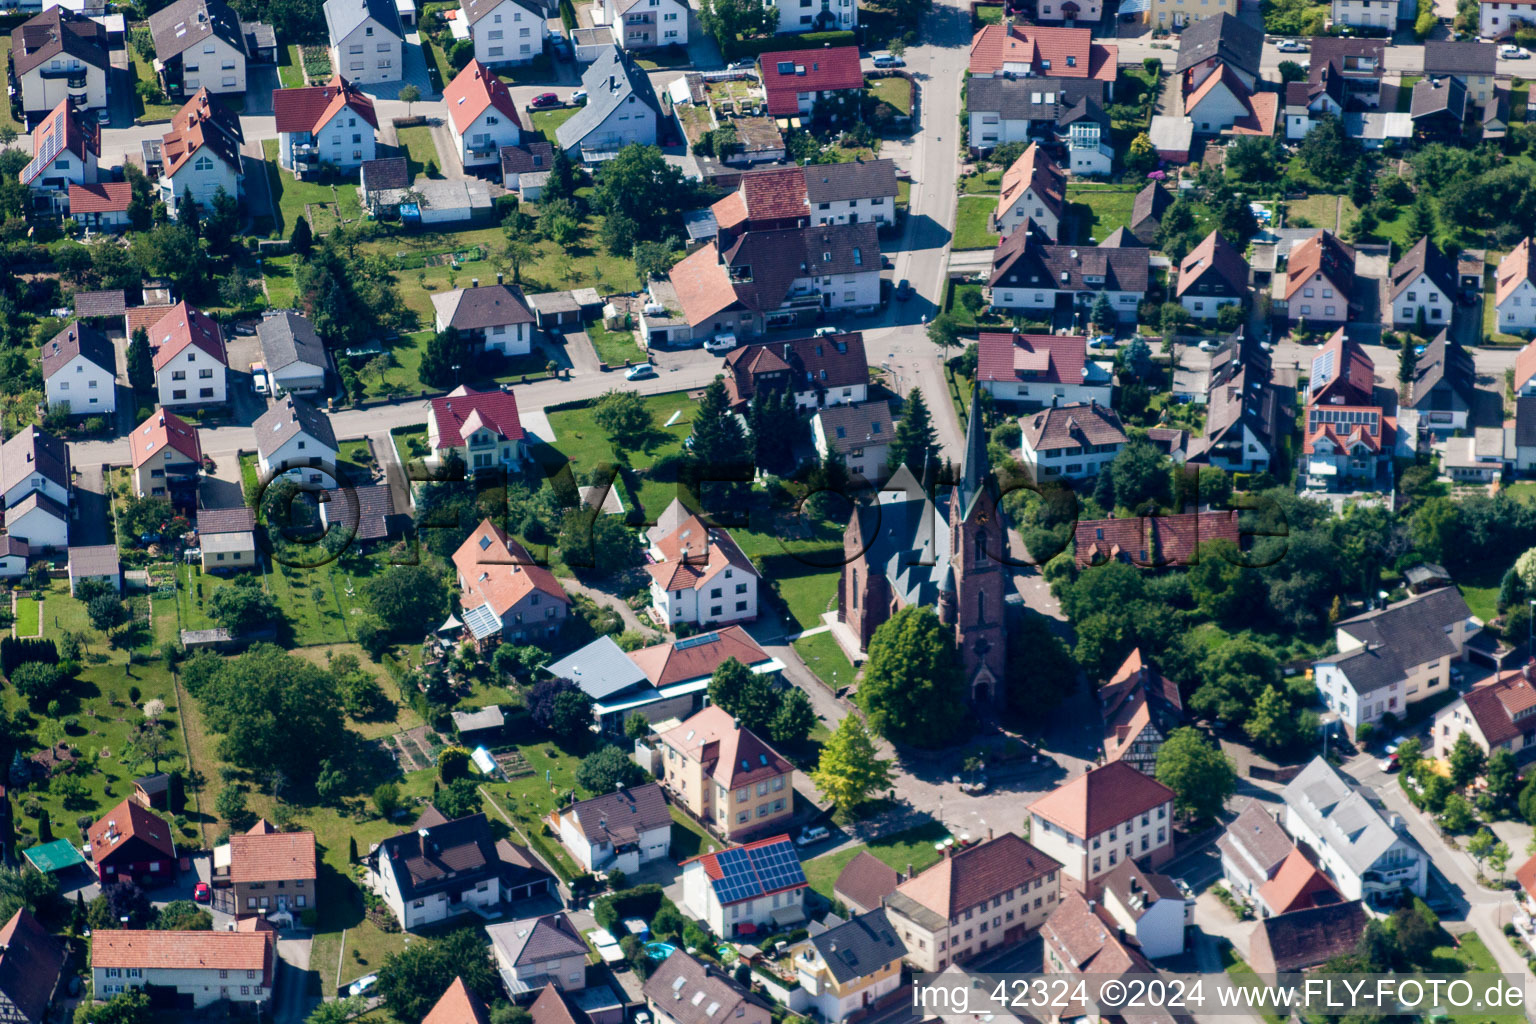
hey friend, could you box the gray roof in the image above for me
[1518,395,1536,450]
[558,48,662,153]
[642,951,762,1024]
[11,8,108,77]
[253,394,338,460]
[451,704,505,732]
[807,910,905,984]
[850,465,952,610]
[1282,757,1424,881]
[1407,329,1478,413]
[966,76,1105,123]
[68,544,119,577]
[500,141,554,177]
[1411,76,1467,120]
[1216,803,1294,887]
[433,283,536,331]
[149,0,247,61]
[257,312,327,374]
[817,400,894,456]
[1424,39,1496,76]
[2,427,70,495]
[1335,586,1473,669]
[487,914,587,969]
[74,289,126,318]
[197,506,256,535]
[563,782,671,844]
[324,0,402,46]
[41,321,115,379]
[360,156,410,192]
[1131,182,1172,230]
[1388,236,1457,305]
[545,634,650,701]
[803,159,899,205]
[319,484,403,541]
[1174,13,1262,76]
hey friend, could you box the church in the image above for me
[835,393,1007,707]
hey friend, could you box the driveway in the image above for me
[274,934,316,1024]
[243,66,280,116]
[71,461,114,547]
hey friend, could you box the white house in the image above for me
[460,0,546,63]
[1333,0,1410,29]
[149,301,228,407]
[993,144,1066,241]
[1481,0,1536,35]
[256,311,329,393]
[987,234,1150,324]
[645,504,761,627]
[1026,761,1176,894]
[487,915,590,995]
[367,813,503,931]
[1387,236,1455,330]
[41,320,116,416]
[69,182,133,230]
[0,538,28,579]
[443,59,524,169]
[552,782,671,874]
[1312,586,1479,737]
[556,47,662,160]
[1432,663,1536,763]
[803,158,898,227]
[681,835,808,938]
[427,385,526,472]
[324,0,405,85]
[19,99,99,212]
[1,427,70,553]
[9,7,110,123]
[1065,118,1115,177]
[154,89,243,217]
[1098,861,1191,960]
[431,278,535,355]
[974,331,1113,407]
[811,400,896,482]
[604,0,689,48]
[1019,401,1128,482]
[272,74,378,174]
[1497,238,1536,336]
[1282,757,1428,908]
[147,0,250,97]
[253,394,339,485]
[762,0,856,34]
[91,931,271,1010]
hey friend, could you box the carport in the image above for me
[24,838,89,881]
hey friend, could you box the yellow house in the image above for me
[795,909,905,1019]
[658,706,793,841]
[1149,0,1238,28]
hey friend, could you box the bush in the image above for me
[593,883,665,933]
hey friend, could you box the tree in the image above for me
[290,215,314,256]
[688,378,748,469]
[543,147,579,205]
[624,712,651,741]
[1521,773,1536,825]
[307,997,370,1024]
[11,662,63,711]
[176,187,201,237]
[1485,748,1519,811]
[811,715,893,812]
[1244,685,1301,752]
[203,186,239,254]
[889,388,938,477]
[1399,339,1419,395]
[1155,727,1236,823]
[88,594,128,633]
[80,991,151,1024]
[1277,59,1307,82]
[434,776,482,820]
[154,899,212,930]
[927,313,961,355]
[127,327,155,394]
[1448,731,1486,788]
[528,678,594,741]
[1407,194,1436,242]
[0,865,59,924]
[438,746,471,783]
[592,389,655,449]
[860,607,967,747]
[1468,827,1496,871]
[769,689,816,745]
[124,163,155,231]
[364,565,448,640]
[1224,137,1274,183]
[399,84,421,116]
[1124,132,1156,175]
[698,0,776,56]
[633,240,678,283]
[1489,839,1512,879]
[377,930,498,1024]
[1003,611,1077,717]
[591,145,697,251]
[1191,637,1277,728]
[373,781,402,819]
[216,785,254,830]
[90,881,153,929]
[1298,113,1358,183]
[1090,293,1115,333]
[503,235,535,284]
[419,326,471,389]
[208,576,282,636]
[1188,540,1260,626]
[557,508,638,575]
[1440,792,1474,832]
[576,745,645,792]
[707,657,777,733]
[1107,441,1170,512]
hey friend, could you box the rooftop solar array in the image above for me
[22,110,67,186]
[674,631,720,651]
[1308,348,1335,393]
[708,837,806,905]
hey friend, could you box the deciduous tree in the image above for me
[810,715,892,812]
[377,929,498,1024]
[576,745,645,792]
[1155,727,1236,823]
[859,606,966,747]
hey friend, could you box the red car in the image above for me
[193,882,210,903]
[530,93,561,109]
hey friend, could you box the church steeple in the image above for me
[957,385,988,518]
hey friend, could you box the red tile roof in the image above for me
[629,625,773,689]
[1458,664,1536,749]
[1498,237,1536,311]
[1258,848,1341,915]
[1283,231,1356,303]
[834,851,900,911]
[161,88,243,179]
[452,518,569,616]
[658,705,793,790]
[1309,328,1375,405]
[148,301,227,371]
[87,798,175,861]
[444,59,523,135]
[429,385,524,450]
[423,978,491,1024]
[1027,761,1175,838]
[996,143,1065,228]
[739,166,809,223]
[230,824,317,885]
[1074,511,1241,569]
[969,21,1117,80]
[895,833,1059,918]
[91,930,272,978]
[645,512,758,593]
[130,408,202,468]
[682,834,806,898]
[1517,853,1536,901]
[668,242,739,326]
[760,46,864,117]
[22,99,98,186]
[69,181,132,213]
[272,73,378,135]
[976,332,1087,386]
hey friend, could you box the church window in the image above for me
[977,590,986,622]
[852,569,858,608]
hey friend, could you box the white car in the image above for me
[1276,39,1307,52]
[704,332,738,354]
[1502,44,1531,58]
[871,50,904,68]
[1198,339,1221,352]
[571,89,589,104]
[625,362,657,380]
[348,975,378,999]
[813,326,843,337]
[795,824,830,846]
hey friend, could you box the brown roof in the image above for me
[70,182,133,215]
[1216,804,1295,885]
[452,518,569,618]
[148,0,246,60]
[74,289,127,318]
[91,929,272,977]
[423,978,492,1024]
[1042,890,1151,978]
[658,705,792,790]
[1026,761,1174,839]
[436,283,536,331]
[644,513,758,593]
[230,825,317,885]
[834,850,900,912]
[1499,238,1536,312]
[894,833,1060,918]
[1458,665,1536,748]
[738,165,809,223]
[996,144,1065,228]
[976,331,1088,385]
[968,21,1118,81]
[628,626,773,689]
[126,303,175,338]
[1250,900,1367,973]
[721,333,870,409]
[130,408,201,468]
[88,797,175,861]
[500,141,554,177]
[641,951,763,1024]
[198,505,256,535]
[489,914,588,969]
[11,7,107,77]
[1257,847,1341,915]
[1074,511,1241,569]
[1282,230,1355,303]
[40,320,114,379]
[1020,401,1126,454]
[561,782,671,845]
[160,90,244,180]
[528,985,585,1024]
[1177,230,1249,298]
[272,74,378,134]
[148,301,227,371]
[0,909,65,1024]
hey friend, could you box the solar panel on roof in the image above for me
[674,631,720,651]
[463,603,502,639]
[22,110,67,185]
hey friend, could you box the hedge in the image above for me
[733,31,856,60]
[593,883,665,932]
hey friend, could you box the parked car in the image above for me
[1379,753,1400,773]
[625,362,657,380]
[1276,39,1307,52]
[704,332,738,354]
[193,882,210,903]
[249,362,270,395]
[530,92,561,109]
[1088,335,1116,349]
[1198,339,1221,352]
[895,279,914,301]
[348,975,378,999]
[1502,44,1531,58]
[813,326,843,337]
[795,824,830,846]
[571,89,588,105]
[727,60,754,71]
[550,36,573,58]
[871,50,904,68]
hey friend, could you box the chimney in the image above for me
[987,826,993,841]
[1390,813,1404,832]
[497,272,504,285]
[471,278,479,288]
[732,717,741,730]
[905,863,912,880]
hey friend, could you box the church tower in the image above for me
[951,390,1007,707]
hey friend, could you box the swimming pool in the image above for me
[645,941,678,961]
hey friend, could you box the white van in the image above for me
[704,333,738,355]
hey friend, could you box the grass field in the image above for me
[792,630,855,691]
[278,43,306,88]
[14,598,40,638]
[1067,185,1139,244]
[802,820,950,898]
[129,45,181,122]
[261,139,365,238]
[954,195,1000,251]
[530,106,582,144]
[262,254,298,308]
[396,125,443,179]
[544,392,696,518]
[585,322,645,367]
[0,41,20,133]
[957,168,1003,194]
[1457,558,1504,623]
[1285,194,1357,233]
[867,76,911,117]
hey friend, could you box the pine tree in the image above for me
[1407,194,1436,241]
[177,187,200,237]
[810,715,893,813]
[889,388,938,476]
[688,378,747,468]
[127,328,155,394]
[1399,339,1419,399]
[290,215,314,256]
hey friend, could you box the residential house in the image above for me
[1424,40,1497,105]
[86,798,176,885]
[1302,402,1400,492]
[1388,236,1456,329]
[149,301,227,408]
[975,331,1112,408]
[367,812,503,930]
[1040,891,1155,1021]
[1099,649,1182,775]
[1308,38,1385,109]
[487,914,589,995]
[1248,901,1369,974]
[1410,76,1468,140]
[69,181,133,230]
[1284,65,1347,141]
[211,820,318,918]
[1,427,70,552]
[1098,861,1191,960]
[431,278,536,356]
[1432,662,1536,762]
[710,165,813,236]
[253,394,338,485]
[1517,395,1536,472]
[965,76,1106,151]
[424,979,492,1024]
[680,834,807,936]
[147,0,250,97]
[256,312,329,394]
[1497,238,1536,335]
[1129,182,1172,245]
[1442,427,1512,483]
[67,545,120,596]
[835,853,900,914]
[324,0,405,84]
[1406,330,1481,434]
[0,909,66,1024]
[91,931,272,1009]
[1219,804,1346,918]
[986,233,1151,323]
[1332,0,1412,28]
[762,0,855,32]
[1282,757,1428,906]
[1062,102,1114,176]
[795,910,905,1020]
[318,483,406,546]
[804,159,899,227]
[759,46,863,118]
[273,74,378,174]
[20,100,98,213]
[1481,0,1536,36]
[660,705,794,841]
[0,539,29,579]
[645,506,760,627]
[196,506,258,571]
[1026,761,1176,894]
[1277,230,1356,328]
[500,140,555,191]
[968,21,1118,87]
[1146,0,1238,26]
[1019,400,1127,482]
[992,144,1066,240]
[460,0,547,65]
[1175,14,1261,93]
[41,320,114,416]
[444,60,524,169]
[556,48,662,160]
[1313,586,1478,735]
[426,384,525,475]
[1183,335,1285,474]
[1307,326,1376,406]
[9,8,109,123]
[358,155,410,215]
[151,89,244,217]
[129,408,201,499]
[452,518,570,644]
[811,399,896,481]
[719,334,870,411]
[605,0,688,48]
[643,951,770,1024]
[552,782,671,874]
[1184,65,1273,135]
[884,832,1060,971]
[1177,230,1248,319]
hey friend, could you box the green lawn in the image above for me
[278,43,306,88]
[792,631,855,691]
[0,40,20,133]
[1066,185,1139,245]
[976,3,1004,21]
[262,254,298,308]
[13,598,40,638]
[954,195,999,251]
[129,46,181,122]
[866,76,911,117]
[261,138,365,238]
[957,168,1003,195]
[585,322,645,367]
[775,565,840,632]
[391,426,430,471]
[1285,194,1358,233]
[544,391,697,519]
[1457,558,1504,624]
[1397,75,1422,113]
[396,125,443,180]
[530,106,582,144]
[420,36,454,95]
[802,821,950,899]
